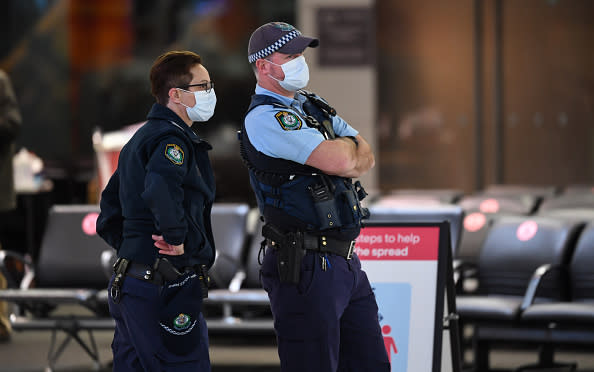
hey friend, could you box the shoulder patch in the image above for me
[275,111,302,131]
[165,144,184,165]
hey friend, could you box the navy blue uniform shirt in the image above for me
[97,103,216,269]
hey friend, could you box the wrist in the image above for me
[345,136,359,148]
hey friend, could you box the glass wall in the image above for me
[0,0,295,203]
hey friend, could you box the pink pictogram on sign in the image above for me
[82,212,99,236]
[464,212,487,232]
[382,324,398,363]
[479,198,500,213]
[516,220,538,241]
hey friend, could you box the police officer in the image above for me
[241,22,390,372]
[97,50,216,372]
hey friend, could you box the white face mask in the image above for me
[267,55,309,91]
[178,88,217,122]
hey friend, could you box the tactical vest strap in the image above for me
[247,94,290,113]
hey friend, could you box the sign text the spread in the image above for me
[355,227,439,261]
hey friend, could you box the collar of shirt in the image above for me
[255,85,303,112]
[147,103,212,150]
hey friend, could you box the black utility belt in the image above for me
[113,257,209,288]
[124,261,184,286]
[110,257,209,304]
[268,233,355,260]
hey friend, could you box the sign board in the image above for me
[355,221,457,372]
[316,7,375,66]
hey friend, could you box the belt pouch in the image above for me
[342,188,362,225]
[159,272,203,356]
[309,183,341,229]
[277,232,305,285]
[110,258,129,304]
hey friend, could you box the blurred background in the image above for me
[0,1,593,370]
[0,0,592,256]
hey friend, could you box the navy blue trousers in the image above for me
[261,249,390,372]
[108,273,211,372]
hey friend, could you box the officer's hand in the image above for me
[152,234,185,256]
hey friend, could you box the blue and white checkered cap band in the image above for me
[248,30,301,63]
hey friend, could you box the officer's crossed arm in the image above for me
[305,134,375,178]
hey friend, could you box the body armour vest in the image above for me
[240,92,368,241]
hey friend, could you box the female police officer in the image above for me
[97,50,216,371]
[241,22,390,372]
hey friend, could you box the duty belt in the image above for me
[122,261,178,286]
[110,257,209,303]
[268,233,354,260]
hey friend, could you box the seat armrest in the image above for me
[228,270,246,292]
[520,263,559,312]
[0,249,35,289]
[453,259,478,277]
[453,259,478,292]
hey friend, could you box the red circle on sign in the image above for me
[464,212,487,232]
[516,220,538,241]
[479,198,500,213]
[82,212,99,236]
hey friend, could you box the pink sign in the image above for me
[516,220,538,241]
[355,226,440,261]
[81,212,99,236]
[464,212,487,232]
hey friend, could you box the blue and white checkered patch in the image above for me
[248,30,301,63]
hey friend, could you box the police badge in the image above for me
[275,111,302,131]
[173,313,191,331]
[165,144,184,165]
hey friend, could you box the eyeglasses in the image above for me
[178,81,214,93]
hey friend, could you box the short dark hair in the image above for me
[150,51,202,105]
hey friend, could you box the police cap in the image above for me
[248,22,319,63]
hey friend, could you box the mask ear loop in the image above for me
[262,59,285,84]
[176,88,194,109]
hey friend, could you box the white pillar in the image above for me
[297,0,378,192]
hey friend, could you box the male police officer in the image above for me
[241,22,390,372]
[97,51,216,371]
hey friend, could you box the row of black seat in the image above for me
[2,186,593,370]
[366,187,594,371]
[0,203,272,370]
[455,216,594,371]
[371,185,594,273]
[371,184,594,215]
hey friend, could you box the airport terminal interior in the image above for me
[0,0,593,371]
